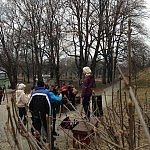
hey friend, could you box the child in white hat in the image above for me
[16,83,28,125]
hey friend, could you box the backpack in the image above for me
[60,116,79,130]
[60,116,71,129]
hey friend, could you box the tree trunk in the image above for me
[102,61,107,84]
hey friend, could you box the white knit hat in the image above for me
[17,83,26,90]
[83,66,91,74]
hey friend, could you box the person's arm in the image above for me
[49,92,62,101]
[21,93,28,105]
[81,78,88,97]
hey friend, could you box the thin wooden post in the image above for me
[128,18,132,86]
[129,87,150,145]
[128,99,135,150]
[47,114,52,150]
[119,77,124,147]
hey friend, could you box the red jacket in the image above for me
[61,85,67,91]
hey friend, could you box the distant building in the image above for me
[0,70,10,88]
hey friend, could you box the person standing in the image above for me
[67,83,73,101]
[0,87,4,105]
[16,83,28,125]
[51,84,60,136]
[81,66,94,119]
[67,83,77,110]
[28,80,62,146]
[61,82,68,98]
[72,85,78,107]
[45,82,50,90]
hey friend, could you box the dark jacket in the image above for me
[81,74,94,98]
[28,87,62,118]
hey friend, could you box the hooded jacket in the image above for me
[16,90,28,107]
[28,87,62,117]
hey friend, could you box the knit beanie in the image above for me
[83,66,91,74]
[17,83,26,90]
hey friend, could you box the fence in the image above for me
[3,65,150,150]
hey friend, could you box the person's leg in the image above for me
[42,115,56,148]
[18,107,24,120]
[0,96,2,105]
[52,107,59,135]
[72,94,76,106]
[42,116,47,134]
[82,96,91,118]
[31,116,42,135]
[31,116,42,147]
[22,107,27,125]
[87,97,91,118]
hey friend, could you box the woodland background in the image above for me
[0,0,150,89]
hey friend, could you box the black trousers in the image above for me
[18,107,27,124]
[31,115,47,135]
[82,96,91,118]
[52,107,56,133]
[0,96,3,104]
[31,114,55,148]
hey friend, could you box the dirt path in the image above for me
[102,80,125,107]
[0,91,12,150]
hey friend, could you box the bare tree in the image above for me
[62,0,107,80]
[0,2,25,88]
[62,0,149,84]
[0,0,149,88]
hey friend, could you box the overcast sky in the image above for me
[142,0,150,44]
[144,0,150,22]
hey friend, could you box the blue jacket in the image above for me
[32,87,62,102]
[28,87,62,117]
